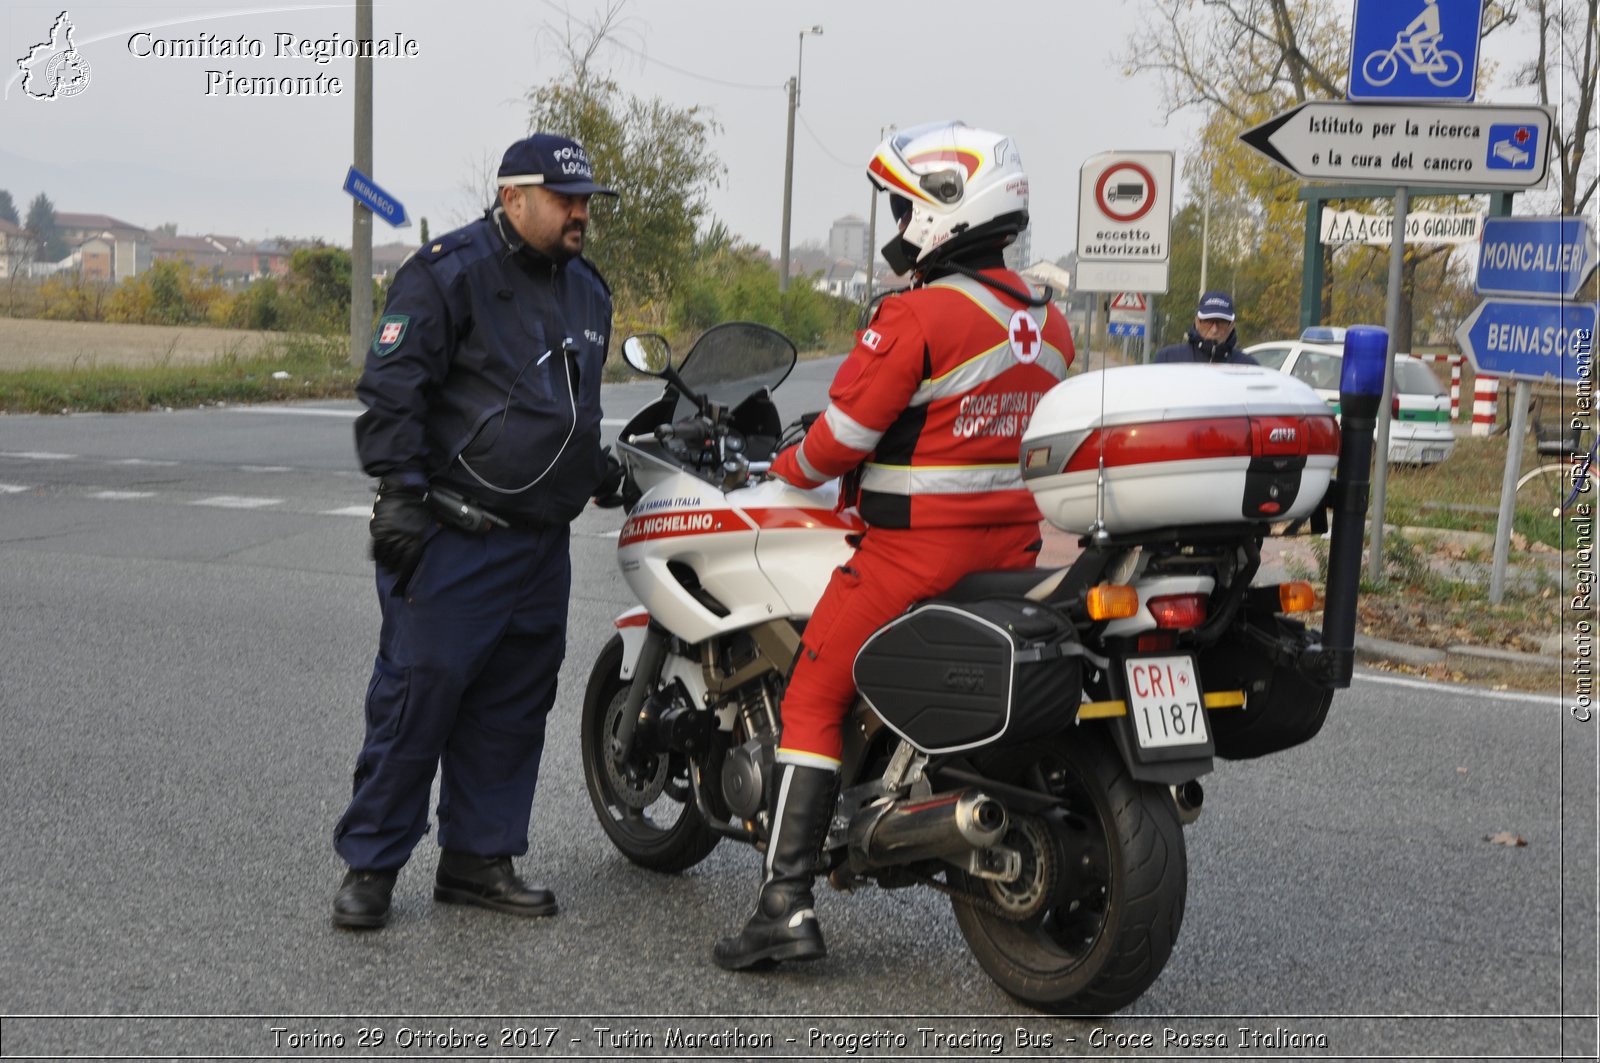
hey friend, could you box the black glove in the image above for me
[593,446,626,509]
[369,482,433,580]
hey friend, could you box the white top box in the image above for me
[1020,365,1341,536]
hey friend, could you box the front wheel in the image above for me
[580,633,719,872]
[948,729,1186,1014]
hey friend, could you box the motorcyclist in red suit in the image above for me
[714,122,1075,970]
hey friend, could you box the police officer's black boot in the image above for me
[713,762,837,971]
[434,852,558,917]
[332,868,398,930]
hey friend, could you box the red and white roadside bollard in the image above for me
[1471,373,1500,436]
[1420,353,1466,421]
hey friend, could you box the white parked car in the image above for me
[1244,331,1455,465]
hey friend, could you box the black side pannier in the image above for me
[1199,611,1335,759]
[853,598,1084,755]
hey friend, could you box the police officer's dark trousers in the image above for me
[334,521,570,871]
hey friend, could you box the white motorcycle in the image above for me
[581,321,1378,1013]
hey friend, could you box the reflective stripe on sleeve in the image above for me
[823,404,884,452]
[794,438,830,484]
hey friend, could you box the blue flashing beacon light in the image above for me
[1340,325,1388,401]
[1319,323,1386,688]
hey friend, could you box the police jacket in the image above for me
[770,259,1073,528]
[1152,330,1257,365]
[354,207,612,524]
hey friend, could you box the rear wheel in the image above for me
[948,729,1186,1014]
[580,634,719,872]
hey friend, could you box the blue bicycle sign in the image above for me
[1349,0,1482,101]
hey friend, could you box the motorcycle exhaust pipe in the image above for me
[850,789,1007,867]
[1172,780,1204,826]
[1317,325,1385,689]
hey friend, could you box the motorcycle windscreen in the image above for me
[853,600,1081,755]
[672,322,796,422]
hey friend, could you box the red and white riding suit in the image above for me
[768,268,1074,766]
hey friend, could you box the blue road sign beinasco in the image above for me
[1477,216,1599,299]
[1349,0,1483,102]
[343,166,409,228]
[1456,298,1598,383]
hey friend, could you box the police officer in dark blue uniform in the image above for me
[1151,290,1258,365]
[331,133,625,930]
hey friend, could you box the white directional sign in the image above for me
[1076,151,1174,293]
[1240,101,1553,188]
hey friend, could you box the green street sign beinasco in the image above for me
[1240,101,1553,188]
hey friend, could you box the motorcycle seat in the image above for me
[940,568,1060,603]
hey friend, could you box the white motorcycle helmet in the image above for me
[867,121,1029,275]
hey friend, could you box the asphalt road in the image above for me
[0,369,1595,1061]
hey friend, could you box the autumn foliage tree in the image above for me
[523,1,724,307]
[1122,0,1548,351]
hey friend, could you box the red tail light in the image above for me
[1146,593,1208,630]
[1136,632,1176,653]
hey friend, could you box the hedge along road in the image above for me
[0,381,1592,1058]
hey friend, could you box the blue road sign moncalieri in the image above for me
[343,166,409,228]
[1476,216,1599,300]
[1349,0,1483,102]
[1455,298,1598,382]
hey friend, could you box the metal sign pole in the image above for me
[348,0,373,368]
[1367,185,1408,582]
[1490,378,1533,603]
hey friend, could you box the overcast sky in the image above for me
[2,1,1546,263]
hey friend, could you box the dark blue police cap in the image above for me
[496,133,617,197]
[1196,290,1236,321]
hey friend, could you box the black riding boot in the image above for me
[713,761,837,971]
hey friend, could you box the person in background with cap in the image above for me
[1152,290,1257,365]
[330,133,624,930]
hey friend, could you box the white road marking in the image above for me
[190,496,282,510]
[1,451,76,460]
[1353,670,1560,704]
[108,458,179,467]
[0,483,32,494]
[232,406,360,418]
[238,465,293,473]
[88,490,156,500]
[322,505,372,517]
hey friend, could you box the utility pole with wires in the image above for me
[779,25,822,292]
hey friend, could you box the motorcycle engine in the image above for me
[720,738,771,821]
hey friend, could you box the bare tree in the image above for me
[1516,0,1598,214]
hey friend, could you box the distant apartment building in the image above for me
[0,218,27,278]
[828,214,868,266]
[54,212,151,282]
[1003,228,1031,274]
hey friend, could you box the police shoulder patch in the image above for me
[371,314,410,357]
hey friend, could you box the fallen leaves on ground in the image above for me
[1485,831,1528,847]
